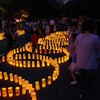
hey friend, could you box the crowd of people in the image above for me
[67,16,100,100]
[1,14,100,100]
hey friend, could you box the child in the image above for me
[68,33,79,85]
[31,30,40,52]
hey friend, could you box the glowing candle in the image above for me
[19,61,22,67]
[25,80,29,89]
[16,61,19,66]
[35,81,40,90]
[22,79,25,86]
[22,86,26,95]
[53,50,55,54]
[0,88,1,96]
[40,55,42,60]
[32,61,35,68]
[3,72,8,80]
[2,56,5,62]
[39,45,42,49]
[42,61,45,67]
[36,54,39,60]
[52,71,57,81]
[9,73,14,82]
[23,61,26,68]
[23,54,26,59]
[64,56,66,62]
[46,56,48,61]
[57,49,59,53]
[47,60,50,66]
[43,45,45,49]
[28,84,33,93]
[20,48,22,52]
[49,49,51,54]
[62,57,64,63]
[18,76,22,85]
[2,88,7,97]
[47,76,51,85]
[15,87,20,96]
[14,49,16,54]
[8,87,13,97]
[44,49,46,54]
[15,54,18,60]
[23,47,25,51]
[31,92,37,100]
[32,54,35,59]
[54,58,57,63]
[37,61,40,68]
[14,75,18,83]
[16,48,19,53]
[12,60,15,66]
[28,54,31,59]
[30,88,35,94]
[46,45,48,49]
[27,61,30,68]
[0,71,3,79]
[42,78,46,88]
[58,57,61,64]
[40,49,42,54]
[43,55,45,60]
[19,54,21,59]
[35,49,38,53]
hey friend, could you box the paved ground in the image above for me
[0,34,100,100]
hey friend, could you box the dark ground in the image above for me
[0,34,100,100]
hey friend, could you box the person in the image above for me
[68,33,78,85]
[3,17,15,52]
[31,30,40,52]
[50,18,55,33]
[74,19,100,100]
[24,19,32,42]
[45,22,50,35]
[67,21,78,39]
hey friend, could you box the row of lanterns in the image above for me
[0,31,70,100]
[0,71,37,99]
[0,86,21,98]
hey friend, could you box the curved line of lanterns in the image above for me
[0,31,70,100]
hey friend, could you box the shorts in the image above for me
[68,62,77,71]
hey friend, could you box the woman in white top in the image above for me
[74,19,100,100]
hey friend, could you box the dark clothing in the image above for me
[31,33,40,51]
[4,24,14,52]
[79,69,97,100]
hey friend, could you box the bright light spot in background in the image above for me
[63,0,69,4]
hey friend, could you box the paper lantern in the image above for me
[0,71,3,80]
[32,61,35,68]
[37,61,40,68]
[35,81,40,90]
[22,86,26,95]
[8,87,13,97]
[15,87,20,96]
[2,88,7,97]
[47,76,52,85]
[31,92,37,100]
[9,73,14,82]
[42,78,46,88]
[14,75,18,83]
[27,61,30,68]
[18,76,22,85]
[23,61,26,68]
[3,72,8,80]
